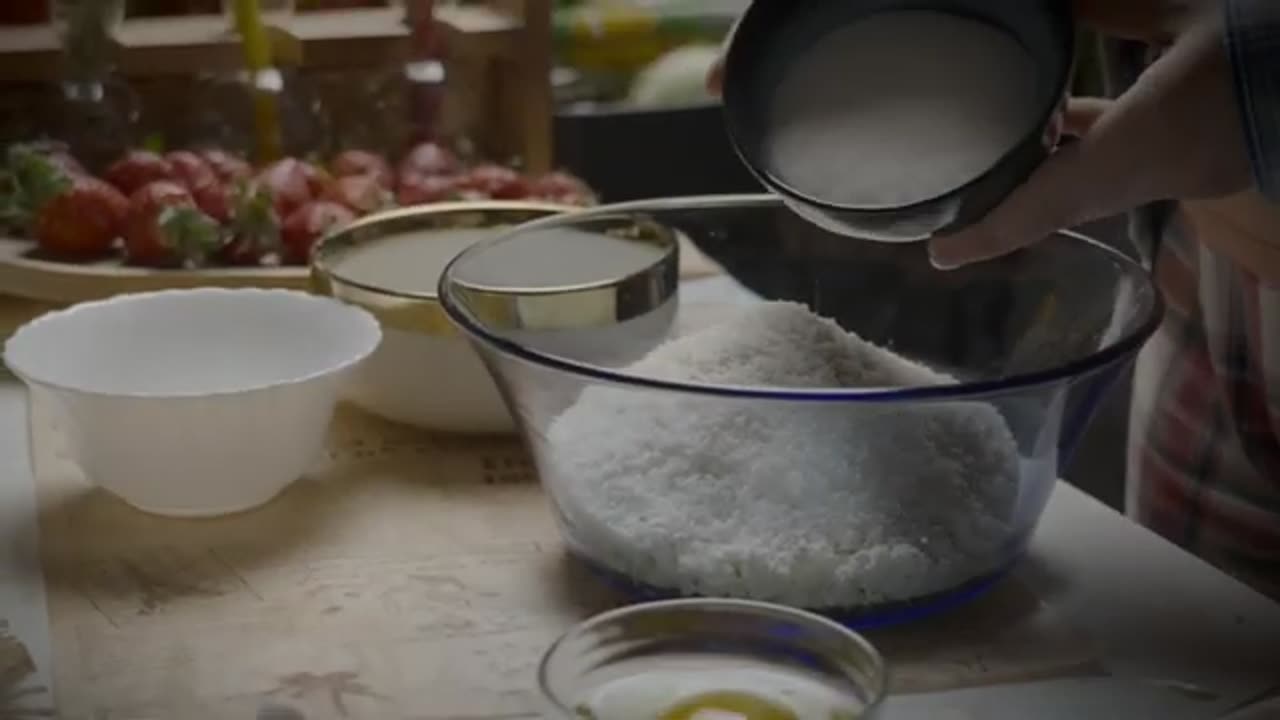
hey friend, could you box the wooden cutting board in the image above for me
[0,237,310,305]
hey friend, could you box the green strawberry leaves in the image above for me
[228,180,281,255]
[1,145,72,236]
[158,205,221,268]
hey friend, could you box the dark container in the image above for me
[553,102,763,203]
[721,0,1076,242]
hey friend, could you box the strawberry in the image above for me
[165,150,219,193]
[396,173,461,206]
[398,141,460,180]
[12,141,82,178]
[529,171,597,206]
[33,176,128,258]
[168,151,232,223]
[3,147,126,256]
[218,181,281,266]
[44,151,86,179]
[331,149,393,189]
[123,181,221,267]
[191,180,233,224]
[298,159,334,197]
[104,150,177,196]
[198,148,253,184]
[281,201,355,265]
[460,164,530,200]
[255,157,325,218]
[0,145,52,234]
[321,174,394,215]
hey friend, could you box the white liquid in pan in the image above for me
[335,227,667,295]
[334,229,494,295]
[766,11,1042,208]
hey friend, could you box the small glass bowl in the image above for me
[539,599,888,720]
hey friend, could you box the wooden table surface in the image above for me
[0,275,1278,718]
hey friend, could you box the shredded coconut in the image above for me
[546,301,1022,607]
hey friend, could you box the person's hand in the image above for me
[930,2,1251,268]
[705,19,734,96]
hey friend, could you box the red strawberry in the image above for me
[331,149,393,189]
[299,160,333,197]
[217,182,280,266]
[396,173,461,206]
[218,236,264,266]
[168,151,232,222]
[4,145,123,255]
[123,181,221,267]
[398,141,460,180]
[13,141,83,178]
[460,164,530,200]
[191,180,233,224]
[40,150,85,179]
[255,157,328,218]
[281,201,356,265]
[165,150,219,193]
[198,148,252,184]
[104,150,177,196]
[321,174,394,215]
[33,175,128,258]
[530,171,596,206]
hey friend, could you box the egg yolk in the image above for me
[659,691,799,720]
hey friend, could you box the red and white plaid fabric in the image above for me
[1127,209,1280,600]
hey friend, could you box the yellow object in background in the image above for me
[555,1,738,80]
[232,0,284,163]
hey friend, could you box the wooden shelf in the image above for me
[0,4,523,80]
[287,7,408,69]
[0,24,63,83]
[113,15,303,77]
[437,3,521,58]
[0,1,553,172]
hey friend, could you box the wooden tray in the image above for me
[0,230,722,307]
[0,236,309,305]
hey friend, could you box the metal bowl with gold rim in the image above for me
[310,202,586,434]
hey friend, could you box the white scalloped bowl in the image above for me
[2,288,381,517]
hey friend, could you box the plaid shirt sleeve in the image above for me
[1129,210,1280,602]
[1226,0,1280,201]
[1121,5,1280,601]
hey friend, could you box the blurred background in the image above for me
[0,0,1130,509]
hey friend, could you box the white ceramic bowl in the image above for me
[2,288,381,517]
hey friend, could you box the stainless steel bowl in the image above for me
[722,0,1076,242]
[310,202,579,434]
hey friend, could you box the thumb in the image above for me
[707,56,726,96]
[1062,96,1114,137]
[928,97,1126,270]
[706,15,743,97]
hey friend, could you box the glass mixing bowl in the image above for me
[539,599,888,720]
[440,195,1163,628]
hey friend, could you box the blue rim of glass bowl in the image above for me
[573,551,1017,632]
[438,194,1165,403]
